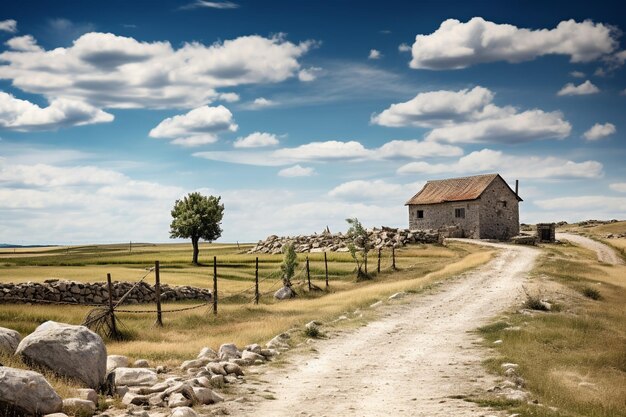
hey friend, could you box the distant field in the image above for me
[0,241,491,367]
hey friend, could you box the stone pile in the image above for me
[249,227,439,254]
[0,279,212,305]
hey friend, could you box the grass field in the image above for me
[0,241,491,368]
[477,229,626,417]
[558,220,626,261]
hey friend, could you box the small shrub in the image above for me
[304,326,321,338]
[581,286,602,300]
[523,295,549,311]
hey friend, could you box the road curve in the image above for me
[234,242,539,417]
[556,233,624,265]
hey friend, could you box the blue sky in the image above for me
[0,0,624,245]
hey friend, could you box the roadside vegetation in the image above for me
[477,223,626,417]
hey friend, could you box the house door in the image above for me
[541,228,551,241]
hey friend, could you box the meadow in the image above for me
[0,240,491,366]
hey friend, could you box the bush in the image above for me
[523,295,550,311]
[304,326,321,338]
[581,286,602,300]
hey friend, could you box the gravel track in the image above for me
[235,242,539,417]
[556,233,624,265]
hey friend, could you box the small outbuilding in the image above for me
[406,173,522,240]
[536,223,556,242]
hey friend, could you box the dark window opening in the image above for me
[455,208,465,218]
[417,210,424,219]
[502,200,507,208]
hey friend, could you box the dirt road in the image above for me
[235,242,539,417]
[556,233,624,265]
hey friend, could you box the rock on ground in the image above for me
[170,407,198,417]
[0,366,63,415]
[106,355,129,372]
[62,398,96,416]
[0,327,21,355]
[218,343,241,360]
[114,367,159,387]
[15,321,107,389]
[274,286,296,300]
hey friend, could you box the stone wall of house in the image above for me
[478,177,520,239]
[408,200,481,238]
[0,280,212,305]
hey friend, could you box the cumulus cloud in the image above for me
[557,80,600,96]
[609,183,626,193]
[234,132,279,148]
[409,18,619,70]
[298,67,322,82]
[397,148,603,179]
[0,32,314,109]
[372,86,571,143]
[5,35,42,52]
[583,122,616,140]
[570,71,585,78]
[149,105,237,146]
[368,49,382,60]
[194,139,462,166]
[0,163,125,187]
[0,19,17,33]
[328,179,424,202]
[0,92,113,131]
[217,92,240,102]
[278,164,316,177]
[536,196,626,212]
[398,43,411,52]
[248,97,275,109]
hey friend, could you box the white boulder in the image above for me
[106,355,129,372]
[218,343,241,360]
[0,327,21,355]
[114,367,158,387]
[15,321,107,389]
[0,366,63,415]
[62,398,96,416]
[170,407,198,417]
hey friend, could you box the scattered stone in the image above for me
[198,347,218,359]
[388,292,407,301]
[241,350,265,363]
[168,393,191,408]
[16,321,107,389]
[114,368,159,387]
[170,407,198,417]
[62,398,96,416]
[181,359,206,371]
[42,414,69,417]
[138,382,168,395]
[218,343,241,360]
[207,362,227,376]
[223,362,244,376]
[106,355,129,372]
[244,344,262,354]
[274,286,296,300]
[133,359,149,368]
[193,387,224,405]
[370,301,383,308]
[115,385,129,397]
[122,392,149,406]
[0,327,21,355]
[0,366,63,415]
[501,363,519,370]
[77,388,98,404]
[493,340,503,345]
[210,375,225,388]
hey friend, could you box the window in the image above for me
[501,200,507,208]
[416,210,424,219]
[454,208,465,218]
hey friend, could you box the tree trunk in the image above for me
[192,237,200,264]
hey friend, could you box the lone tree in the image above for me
[281,241,298,289]
[346,217,372,281]
[170,192,224,264]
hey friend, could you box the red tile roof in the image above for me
[405,173,521,205]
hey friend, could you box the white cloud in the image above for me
[372,86,571,143]
[0,19,17,33]
[368,49,382,60]
[398,43,411,52]
[557,80,600,96]
[248,97,275,109]
[409,18,618,70]
[0,163,125,187]
[583,122,616,140]
[194,139,462,166]
[609,183,626,193]
[217,92,240,102]
[5,35,42,52]
[570,71,585,78]
[397,148,603,180]
[234,132,279,148]
[180,1,239,9]
[536,196,626,212]
[0,92,113,131]
[328,179,424,202]
[149,105,237,146]
[298,67,322,82]
[278,165,316,177]
[0,32,314,109]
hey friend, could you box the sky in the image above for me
[0,0,625,245]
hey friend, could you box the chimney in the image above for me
[515,180,519,196]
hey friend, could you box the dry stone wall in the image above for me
[0,280,211,305]
[249,227,439,254]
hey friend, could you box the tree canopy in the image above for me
[170,192,224,264]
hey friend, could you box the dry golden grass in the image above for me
[478,243,626,417]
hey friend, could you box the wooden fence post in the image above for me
[254,257,259,305]
[106,273,118,339]
[377,248,381,273]
[392,246,396,270]
[213,256,218,315]
[324,252,329,290]
[306,256,311,291]
[154,261,163,327]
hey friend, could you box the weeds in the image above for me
[523,295,550,311]
[303,326,321,338]
[581,286,603,300]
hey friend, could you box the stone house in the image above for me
[406,173,521,240]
